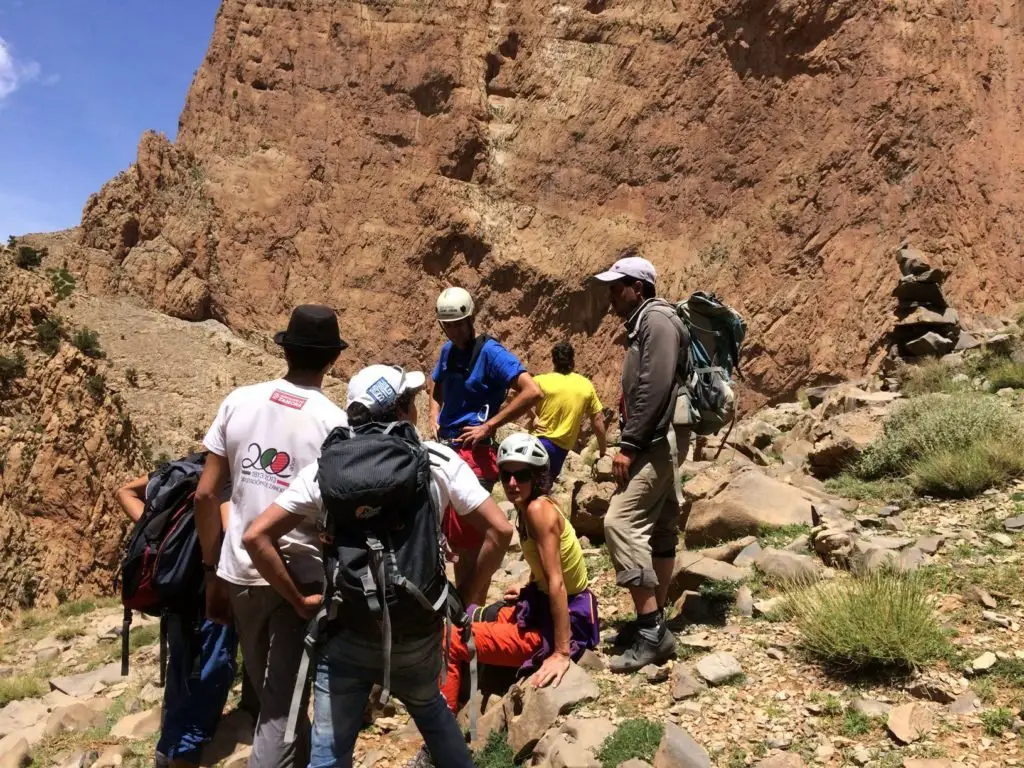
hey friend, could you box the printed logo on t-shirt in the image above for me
[270,390,308,410]
[240,442,294,489]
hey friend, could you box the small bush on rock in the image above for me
[0,351,27,386]
[15,245,44,270]
[72,327,104,359]
[86,374,106,402]
[787,571,949,673]
[35,316,64,356]
[596,719,664,768]
[48,266,76,300]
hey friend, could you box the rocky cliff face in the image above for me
[58,0,1024,405]
[0,257,145,616]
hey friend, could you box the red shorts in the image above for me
[441,443,498,551]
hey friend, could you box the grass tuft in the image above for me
[899,359,968,396]
[757,524,811,549]
[980,706,1014,736]
[0,675,47,706]
[852,394,1024,497]
[597,719,664,768]
[57,599,97,618]
[984,359,1024,391]
[787,571,949,673]
[473,731,514,768]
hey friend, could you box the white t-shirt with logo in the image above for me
[276,440,490,525]
[203,378,347,587]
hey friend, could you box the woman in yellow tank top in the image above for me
[441,433,600,712]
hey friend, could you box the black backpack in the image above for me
[118,452,209,676]
[315,421,458,700]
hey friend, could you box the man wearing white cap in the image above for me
[593,251,690,672]
[242,364,512,768]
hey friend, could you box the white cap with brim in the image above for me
[346,365,426,413]
[594,255,657,285]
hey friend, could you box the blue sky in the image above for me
[0,1,218,238]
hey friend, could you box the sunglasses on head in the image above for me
[500,468,534,484]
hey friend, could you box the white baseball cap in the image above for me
[346,365,426,412]
[594,256,657,285]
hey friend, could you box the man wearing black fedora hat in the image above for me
[195,304,348,768]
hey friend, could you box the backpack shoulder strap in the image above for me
[468,334,493,373]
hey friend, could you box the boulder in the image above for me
[732,540,763,567]
[971,652,997,671]
[42,704,104,738]
[667,552,750,601]
[49,663,123,698]
[0,699,49,740]
[0,735,29,768]
[897,547,929,572]
[902,760,966,768]
[619,761,654,768]
[895,306,959,330]
[903,332,956,357]
[753,549,819,584]
[505,664,599,760]
[695,653,743,686]
[893,277,946,306]
[914,535,945,555]
[571,482,616,539]
[811,525,856,567]
[109,708,161,740]
[947,690,980,715]
[850,698,891,718]
[735,585,754,617]
[754,755,807,768]
[685,470,816,547]
[699,536,758,563]
[886,702,933,744]
[896,246,933,276]
[652,723,710,768]
[671,667,706,700]
[907,679,957,705]
[963,586,997,609]
[733,421,781,452]
[593,454,615,482]
[91,746,127,768]
[818,386,901,420]
[1003,515,1024,532]
[803,385,834,408]
[532,717,615,768]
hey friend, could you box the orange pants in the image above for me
[441,606,543,712]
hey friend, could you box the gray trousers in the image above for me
[228,584,312,768]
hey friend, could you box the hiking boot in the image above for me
[608,630,675,674]
[609,619,639,649]
[403,747,435,768]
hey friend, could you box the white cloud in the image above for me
[0,36,41,101]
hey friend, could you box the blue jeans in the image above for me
[159,617,238,763]
[538,437,569,480]
[310,629,473,768]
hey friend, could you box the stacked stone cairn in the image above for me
[890,245,962,358]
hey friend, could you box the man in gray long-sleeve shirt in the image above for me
[594,253,689,672]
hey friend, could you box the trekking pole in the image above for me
[120,607,132,676]
[712,415,737,461]
[159,615,168,688]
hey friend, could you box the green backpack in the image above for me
[675,292,746,435]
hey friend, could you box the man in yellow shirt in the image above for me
[531,342,607,479]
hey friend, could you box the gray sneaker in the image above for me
[608,630,675,674]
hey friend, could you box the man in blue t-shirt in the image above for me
[430,286,542,594]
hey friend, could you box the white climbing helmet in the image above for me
[497,433,550,470]
[436,287,474,323]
